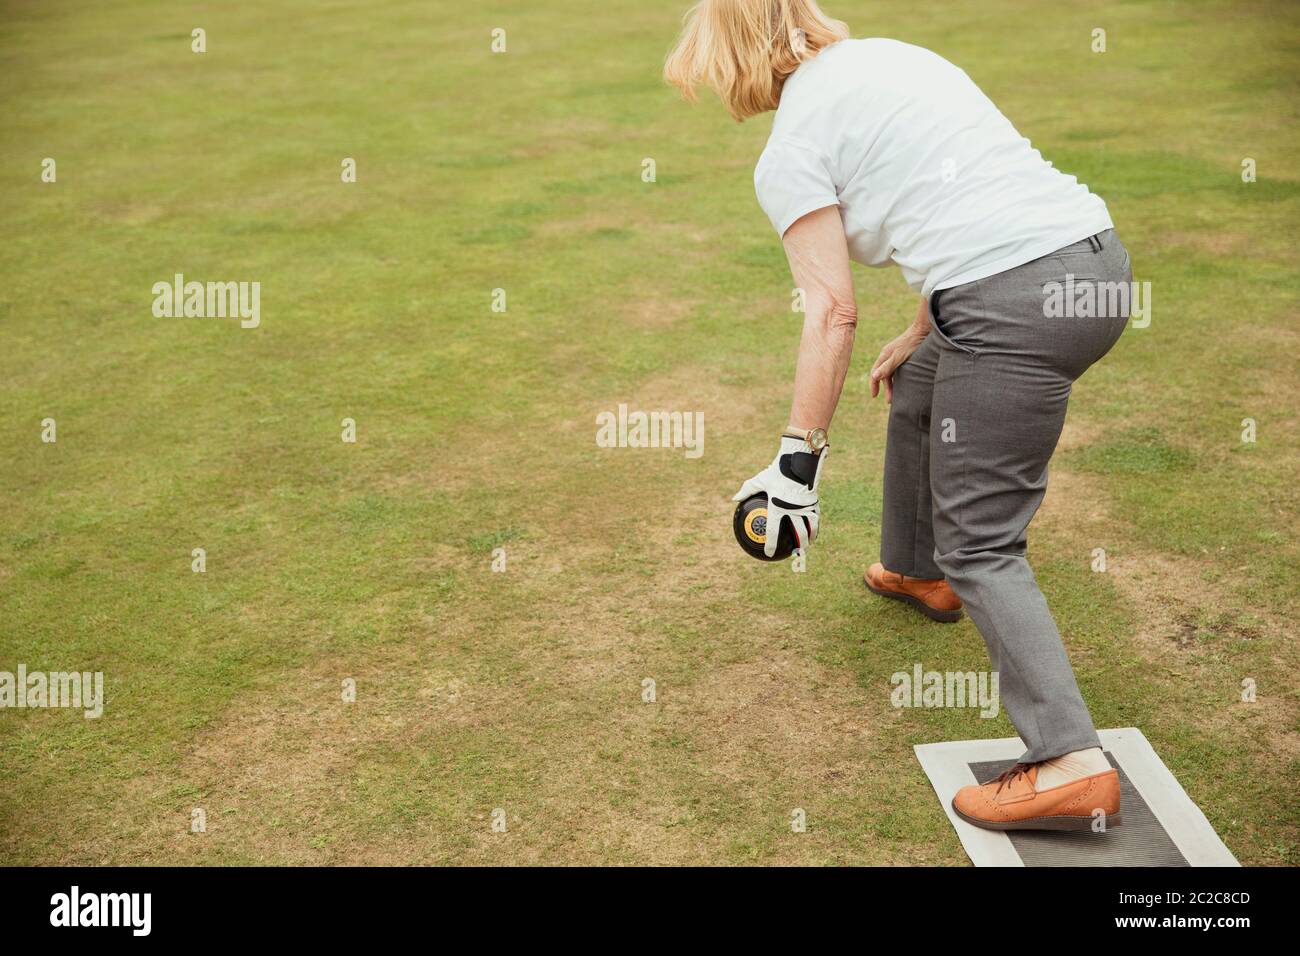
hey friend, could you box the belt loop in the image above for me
[1088,233,1102,252]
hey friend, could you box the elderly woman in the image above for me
[666,0,1133,831]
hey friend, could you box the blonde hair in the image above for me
[664,0,849,121]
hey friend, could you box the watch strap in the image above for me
[783,426,828,452]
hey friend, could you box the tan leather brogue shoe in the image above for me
[864,562,963,623]
[952,763,1122,831]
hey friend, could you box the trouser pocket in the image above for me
[1046,235,1133,373]
[928,288,976,355]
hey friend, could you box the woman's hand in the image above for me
[732,437,827,557]
[870,297,932,402]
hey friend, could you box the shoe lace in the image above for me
[991,762,1035,795]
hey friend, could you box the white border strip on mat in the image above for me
[914,733,1026,866]
[913,727,1239,867]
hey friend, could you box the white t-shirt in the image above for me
[754,38,1113,297]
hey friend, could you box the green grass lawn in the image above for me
[1,0,1296,865]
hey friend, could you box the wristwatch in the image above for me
[783,426,829,453]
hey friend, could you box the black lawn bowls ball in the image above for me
[732,493,802,562]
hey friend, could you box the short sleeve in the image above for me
[754,138,840,237]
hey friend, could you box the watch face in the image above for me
[808,428,828,451]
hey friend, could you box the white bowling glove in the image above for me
[731,437,829,558]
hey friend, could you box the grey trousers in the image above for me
[881,229,1132,762]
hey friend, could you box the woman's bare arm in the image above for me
[782,206,858,432]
